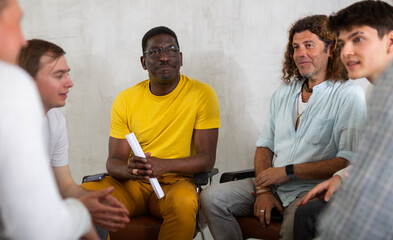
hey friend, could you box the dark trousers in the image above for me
[95,225,108,240]
[293,199,328,240]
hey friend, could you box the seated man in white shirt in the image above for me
[18,39,130,239]
[0,0,98,239]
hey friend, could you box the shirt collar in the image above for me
[294,78,331,95]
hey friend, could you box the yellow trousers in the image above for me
[82,176,198,240]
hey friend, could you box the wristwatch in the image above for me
[285,164,296,180]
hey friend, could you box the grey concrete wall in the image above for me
[20,0,368,187]
[19,1,374,239]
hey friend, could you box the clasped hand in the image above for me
[79,186,129,232]
[255,167,289,187]
[128,152,166,179]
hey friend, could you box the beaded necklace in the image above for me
[303,80,313,93]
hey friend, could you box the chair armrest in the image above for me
[82,172,109,183]
[220,169,255,183]
[194,168,219,186]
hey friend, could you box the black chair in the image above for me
[220,169,282,240]
[83,168,219,240]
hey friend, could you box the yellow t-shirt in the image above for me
[110,75,220,182]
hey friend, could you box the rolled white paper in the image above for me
[125,132,165,199]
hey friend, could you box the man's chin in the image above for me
[300,72,313,78]
[347,70,364,80]
[158,72,179,82]
[159,76,176,82]
[55,103,66,108]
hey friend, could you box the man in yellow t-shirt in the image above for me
[82,26,220,240]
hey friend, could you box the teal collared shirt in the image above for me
[256,79,367,207]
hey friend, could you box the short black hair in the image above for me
[141,26,179,53]
[329,0,393,39]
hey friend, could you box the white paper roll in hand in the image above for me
[125,132,165,199]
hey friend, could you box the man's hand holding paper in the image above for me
[129,152,169,179]
[128,153,152,180]
[143,155,169,178]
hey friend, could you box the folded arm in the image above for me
[255,157,348,187]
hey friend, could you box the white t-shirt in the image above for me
[45,108,69,167]
[0,62,90,240]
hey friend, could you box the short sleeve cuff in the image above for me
[336,150,355,163]
[109,131,128,139]
[256,135,274,150]
[51,162,69,167]
[194,120,220,130]
[334,165,353,180]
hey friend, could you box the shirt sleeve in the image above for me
[0,67,91,240]
[334,84,367,163]
[48,109,69,167]
[194,84,220,129]
[110,93,130,139]
[333,165,353,180]
[256,87,279,151]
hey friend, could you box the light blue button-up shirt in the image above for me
[256,79,367,207]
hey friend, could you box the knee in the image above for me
[296,204,309,216]
[164,187,198,217]
[295,200,327,224]
[200,184,229,210]
[81,176,133,211]
[294,205,308,225]
[200,186,216,209]
[81,178,111,191]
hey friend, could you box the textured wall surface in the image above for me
[20,0,368,195]
[19,1,373,239]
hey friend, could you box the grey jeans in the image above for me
[200,178,306,240]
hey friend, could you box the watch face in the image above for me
[286,164,294,175]
[285,164,296,180]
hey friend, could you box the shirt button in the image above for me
[288,159,292,163]
[295,139,298,143]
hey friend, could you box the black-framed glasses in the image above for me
[143,45,180,58]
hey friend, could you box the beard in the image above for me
[300,70,313,79]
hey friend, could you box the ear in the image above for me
[140,56,147,70]
[180,52,183,67]
[387,30,393,54]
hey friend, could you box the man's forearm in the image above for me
[293,157,348,180]
[106,157,130,180]
[62,184,91,199]
[151,153,215,175]
[254,147,274,177]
